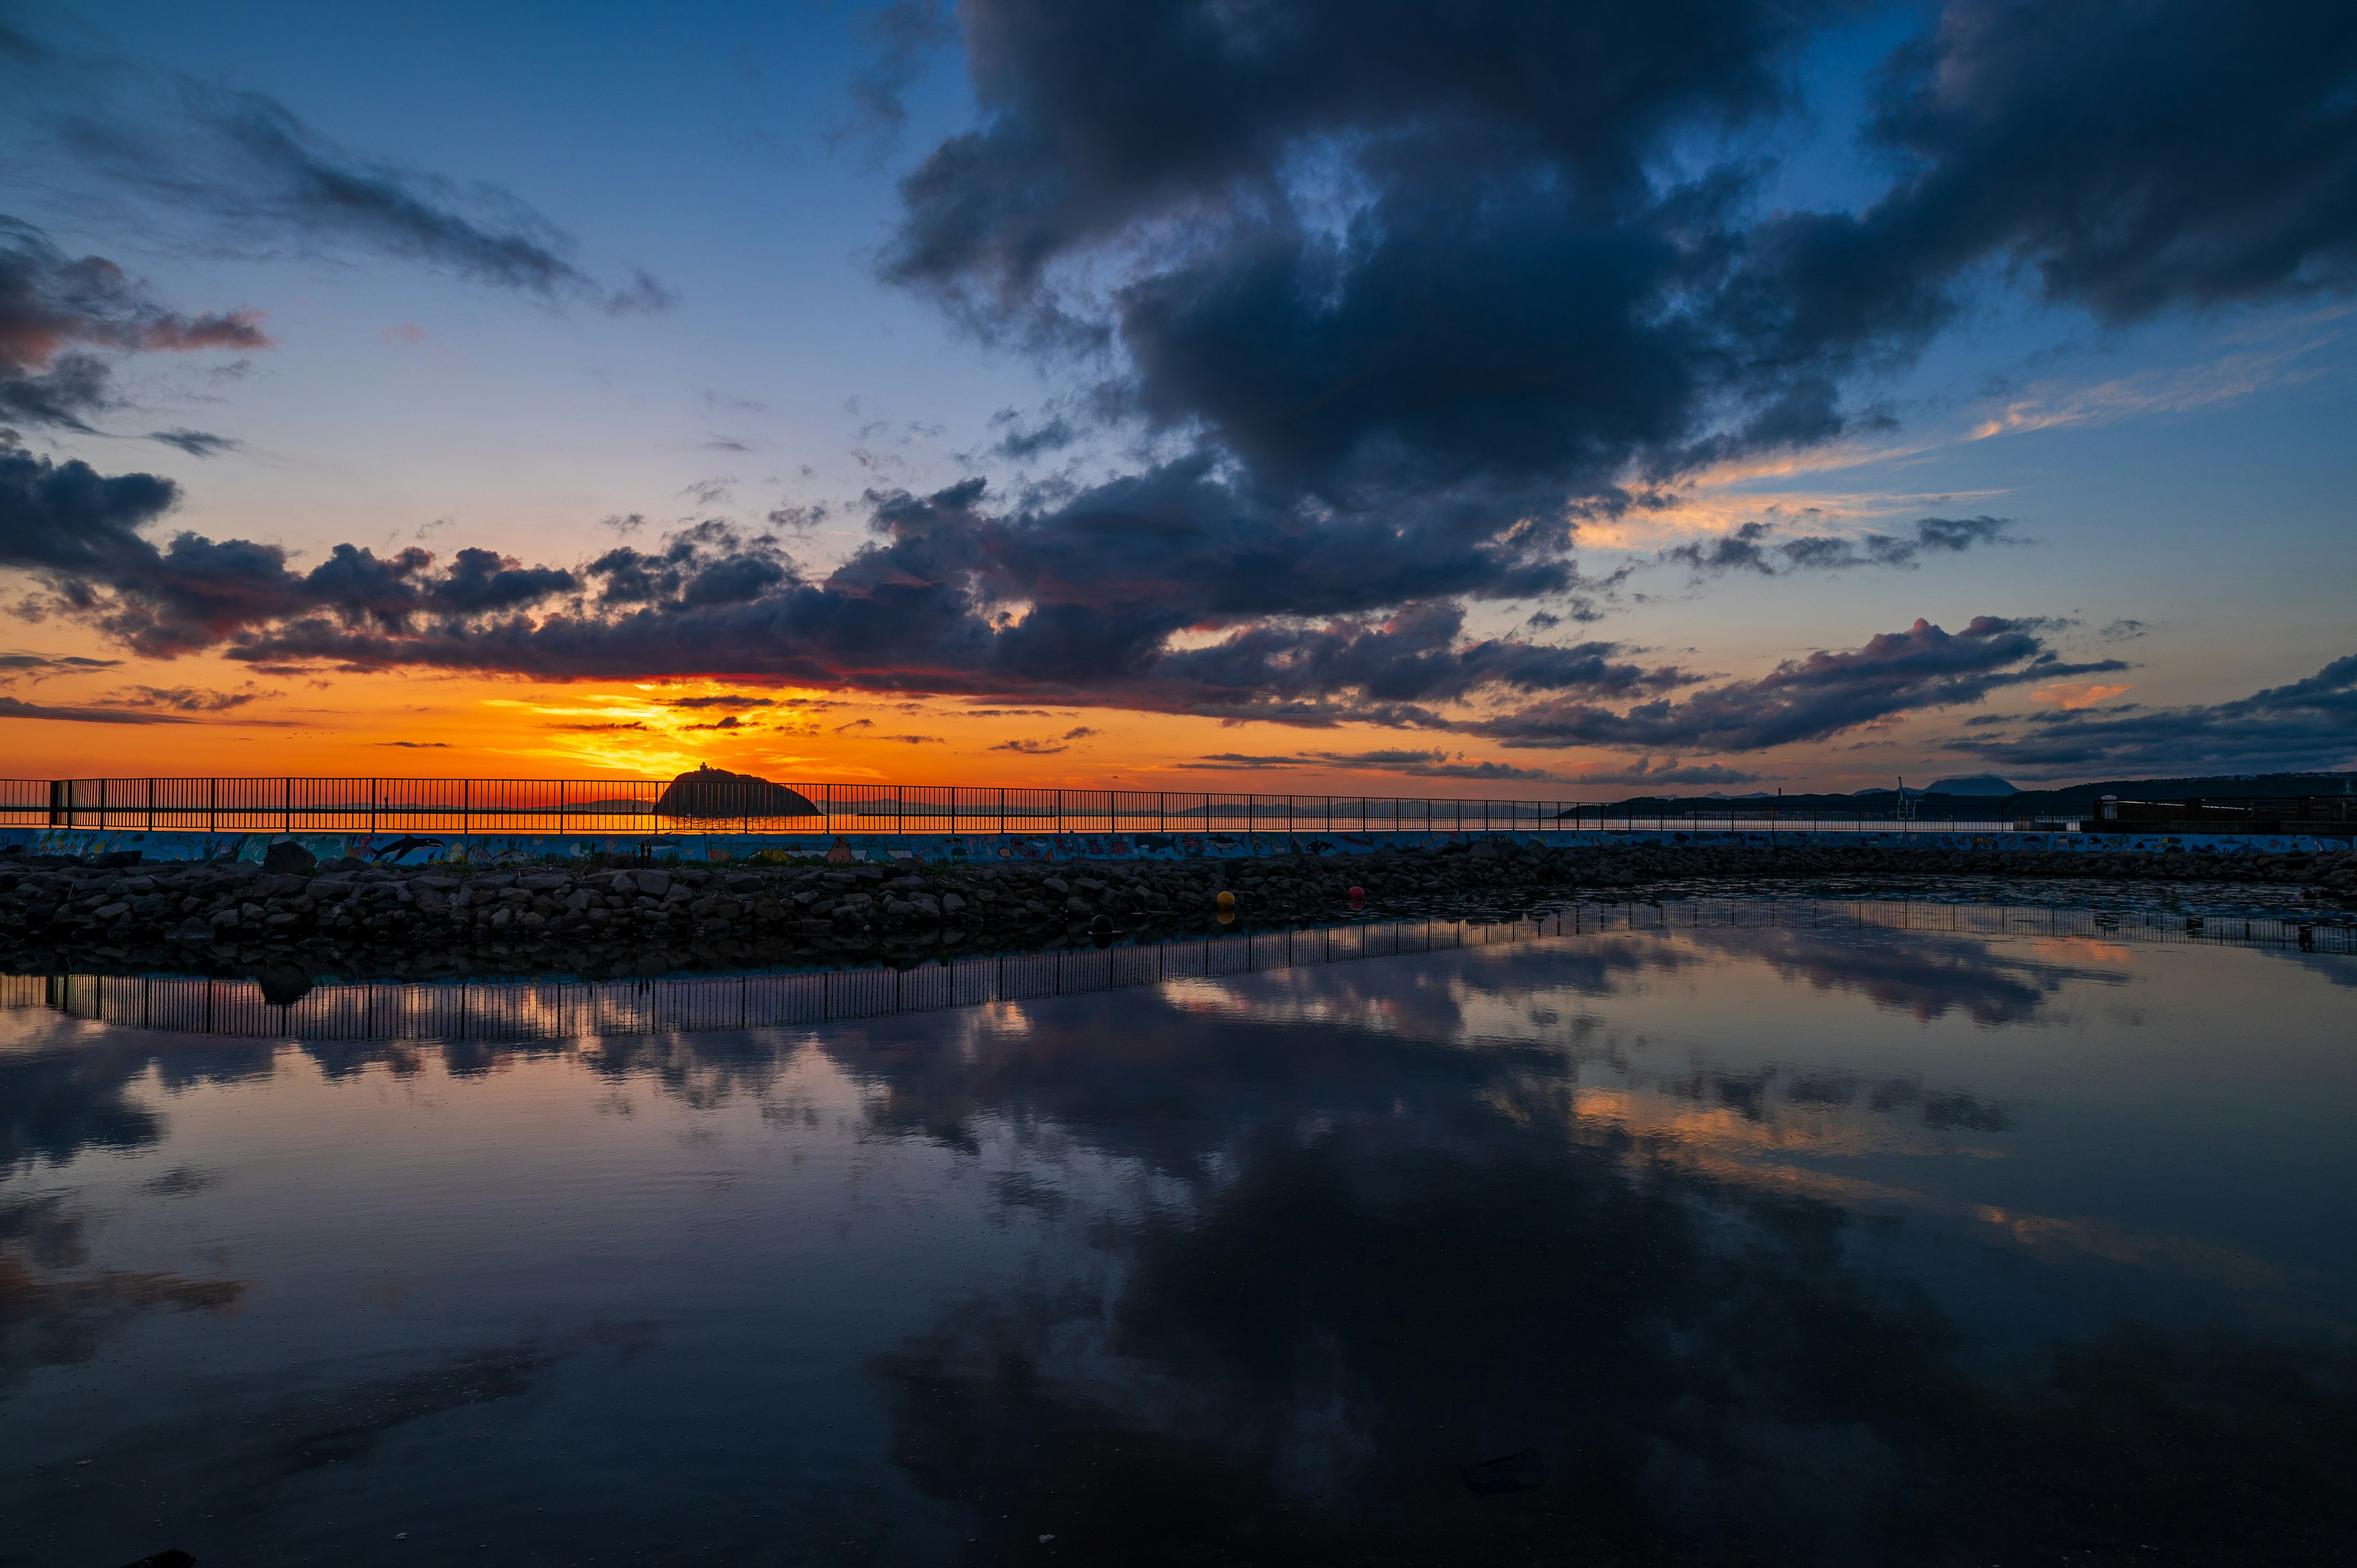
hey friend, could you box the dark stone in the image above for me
[1460,1448,1549,1495]
[656,765,819,819]
[92,849,144,868]
[120,1550,197,1567]
[261,839,316,875]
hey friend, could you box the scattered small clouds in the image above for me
[146,427,240,457]
[0,693,192,723]
[52,69,676,312]
[378,740,451,747]
[0,651,120,679]
[668,693,775,710]
[1663,516,2018,579]
[101,682,279,711]
[1946,654,2357,776]
[1,215,268,433]
[2030,682,2132,711]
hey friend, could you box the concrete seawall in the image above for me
[4,823,2351,868]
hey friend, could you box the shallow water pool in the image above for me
[4,901,2353,1566]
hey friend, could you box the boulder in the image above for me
[655,767,819,819]
[262,839,317,875]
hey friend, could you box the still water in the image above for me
[4,902,2354,1567]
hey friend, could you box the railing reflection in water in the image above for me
[4,901,2345,1044]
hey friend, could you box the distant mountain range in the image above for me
[1631,771,2356,810]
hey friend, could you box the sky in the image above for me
[1,0,2353,795]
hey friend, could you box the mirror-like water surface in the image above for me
[3,902,2353,1566]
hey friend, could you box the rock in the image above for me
[1043,876,1071,894]
[637,870,671,898]
[209,908,241,929]
[261,839,317,875]
[940,892,966,914]
[655,766,819,819]
[91,849,144,868]
[609,871,637,894]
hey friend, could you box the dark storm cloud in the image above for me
[0,438,576,656]
[9,444,2142,756]
[1474,616,2127,753]
[0,217,268,431]
[163,469,1624,724]
[1946,654,2357,775]
[887,1,2357,512]
[1663,514,2015,577]
[1857,0,2357,323]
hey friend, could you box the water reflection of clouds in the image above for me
[1681,922,2127,1025]
[1,921,2350,1563]
[0,1190,247,1389]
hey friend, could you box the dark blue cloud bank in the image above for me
[5,0,2357,773]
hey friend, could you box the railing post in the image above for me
[462,779,470,838]
[1159,792,1166,834]
[895,784,904,838]
[281,777,290,836]
[146,778,154,834]
[206,778,215,835]
[98,776,107,832]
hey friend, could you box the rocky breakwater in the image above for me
[2,836,2353,980]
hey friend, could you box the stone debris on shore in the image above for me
[3,838,2351,981]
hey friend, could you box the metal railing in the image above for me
[4,775,2061,840]
[2090,795,2356,829]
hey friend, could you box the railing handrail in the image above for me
[0,773,2092,840]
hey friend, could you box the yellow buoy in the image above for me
[1215,889,1236,910]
